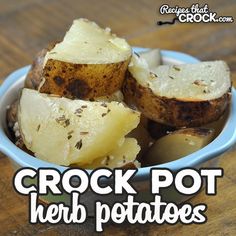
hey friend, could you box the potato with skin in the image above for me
[123,55,231,127]
[124,74,230,128]
[40,19,131,99]
[145,128,214,166]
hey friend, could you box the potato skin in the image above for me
[6,100,18,129]
[24,42,57,89]
[6,100,25,149]
[123,72,231,127]
[39,58,130,99]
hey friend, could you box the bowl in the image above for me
[1,48,236,215]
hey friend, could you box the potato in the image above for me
[147,120,175,140]
[139,49,162,69]
[18,88,140,166]
[39,19,131,99]
[79,138,140,169]
[25,42,57,90]
[145,128,214,166]
[123,55,231,127]
[127,122,153,160]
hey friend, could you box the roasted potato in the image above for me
[25,42,57,90]
[18,89,140,166]
[123,55,231,127]
[39,19,131,99]
[145,128,214,166]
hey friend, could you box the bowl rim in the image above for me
[0,48,236,181]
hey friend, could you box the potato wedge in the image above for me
[79,138,140,169]
[145,128,214,166]
[39,19,131,99]
[18,89,140,166]
[123,55,231,127]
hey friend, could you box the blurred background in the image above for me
[0,0,235,83]
[0,0,236,235]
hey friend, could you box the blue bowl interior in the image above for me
[0,48,236,181]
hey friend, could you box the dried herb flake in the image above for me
[80,131,89,135]
[37,124,41,132]
[56,115,70,127]
[105,156,110,166]
[173,66,180,71]
[101,103,108,108]
[123,155,126,163]
[75,139,83,150]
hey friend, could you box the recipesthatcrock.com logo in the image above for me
[157,4,234,25]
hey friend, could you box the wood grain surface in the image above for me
[0,0,236,235]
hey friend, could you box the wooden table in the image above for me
[0,0,236,235]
